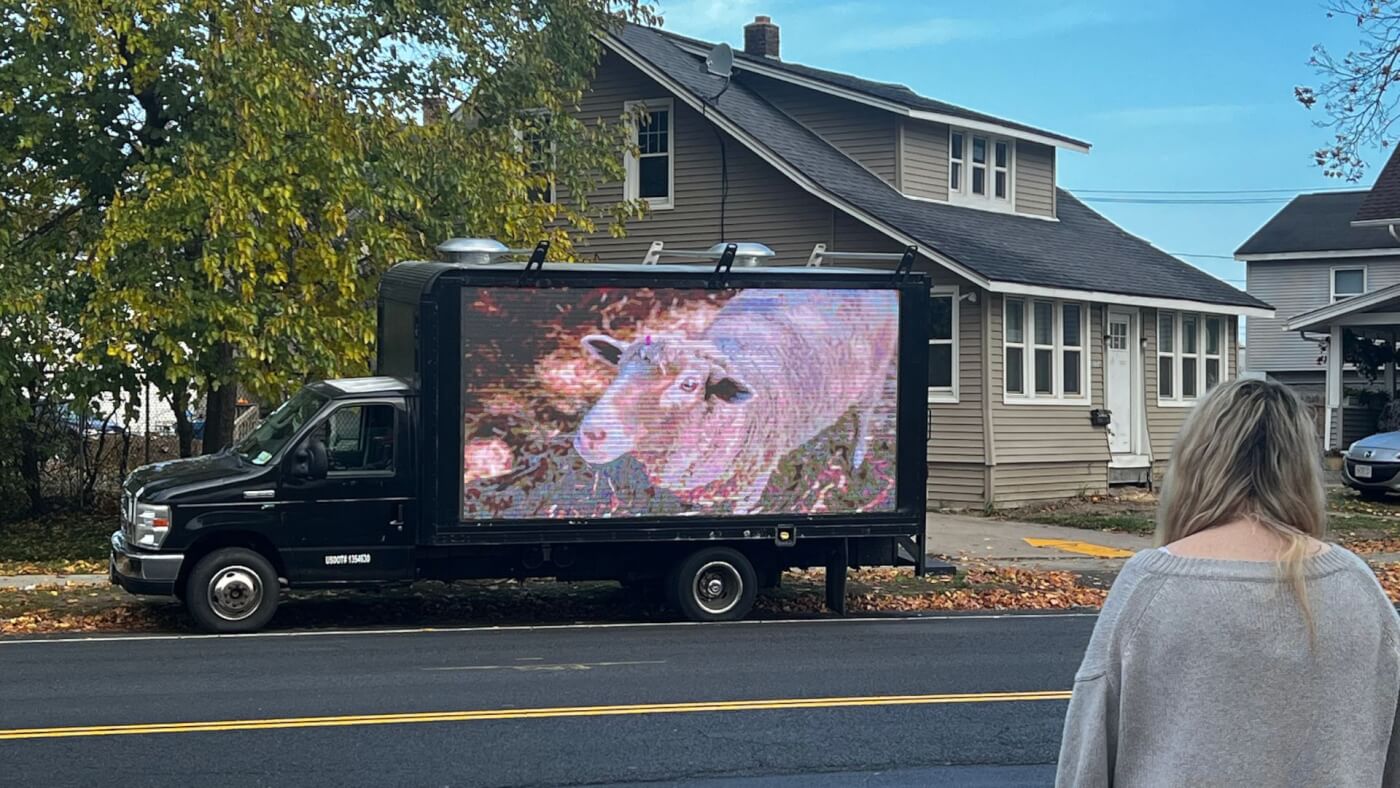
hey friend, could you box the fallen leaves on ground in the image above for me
[757,565,1107,616]
[0,559,105,576]
[1372,564,1400,603]
[1344,538,1400,555]
[1,564,1111,635]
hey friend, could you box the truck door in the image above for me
[279,398,415,583]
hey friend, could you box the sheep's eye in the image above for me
[678,378,699,393]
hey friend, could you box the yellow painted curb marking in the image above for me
[1023,537,1135,559]
[0,690,1073,741]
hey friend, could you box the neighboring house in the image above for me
[1237,188,1400,448]
[553,17,1269,507]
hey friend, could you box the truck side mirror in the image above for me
[290,438,329,479]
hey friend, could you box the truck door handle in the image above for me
[390,503,405,532]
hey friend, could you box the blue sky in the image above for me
[654,0,1389,291]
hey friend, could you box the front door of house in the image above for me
[1105,311,1136,456]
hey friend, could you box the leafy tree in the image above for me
[3,0,655,461]
[1299,0,1400,179]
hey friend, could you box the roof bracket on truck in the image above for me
[892,245,917,283]
[805,243,919,282]
[707,243,738,290]
[516,241,550,286]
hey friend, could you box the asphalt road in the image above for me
[0,613,1096,787]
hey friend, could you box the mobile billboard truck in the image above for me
[111,241,932,632]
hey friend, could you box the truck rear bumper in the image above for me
[110,531,184,596]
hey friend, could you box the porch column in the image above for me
[1326,323,1343,450]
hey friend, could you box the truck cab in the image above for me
[110,377,418,631]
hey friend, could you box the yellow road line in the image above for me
[1023,537,1135,559]
[0,691,1073,741]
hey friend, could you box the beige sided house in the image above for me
[551,18,1271,507]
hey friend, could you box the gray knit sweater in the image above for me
[1056,546,1400,787]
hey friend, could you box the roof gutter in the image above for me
[986,281,1273,318]
[1235,248,1400,262]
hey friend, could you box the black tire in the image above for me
[184,547,280,633]
[670,547,757,623]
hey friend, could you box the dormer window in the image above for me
[949,128,1013,209]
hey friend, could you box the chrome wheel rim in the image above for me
[207,565,262,622]
[693,561,742,615]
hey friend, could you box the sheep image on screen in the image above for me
[574,288,898,514]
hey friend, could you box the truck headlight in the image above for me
[132,502,172,548]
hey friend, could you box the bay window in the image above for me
[1159,311,1227,405]
[1004,298,1089,402]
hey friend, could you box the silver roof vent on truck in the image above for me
[642,241,776,267]
[437,237,545,266]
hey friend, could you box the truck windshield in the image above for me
[234,388,330,466]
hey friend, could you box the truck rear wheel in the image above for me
[184,547,279,633]
[670,547,757,622]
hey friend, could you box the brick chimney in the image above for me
[743,15,780,59]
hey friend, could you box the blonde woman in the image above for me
[1056,377,1400,787]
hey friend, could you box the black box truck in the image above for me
[110,242,931,632]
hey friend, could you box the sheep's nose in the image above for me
[584,428,607,446]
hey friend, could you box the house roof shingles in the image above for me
[1356,147,1400,224]
[612,24,1268,311]
[653,29,1091,150]
[1235,191,1400,256]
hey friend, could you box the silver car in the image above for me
[1344,432,1400,499]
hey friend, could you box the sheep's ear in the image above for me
[582,335,627,366]
[706,372,753,404]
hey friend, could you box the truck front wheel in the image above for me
[670,547,757,622]
[184,548,280,633]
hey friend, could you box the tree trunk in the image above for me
[172,386,195,458]
[202,343,238,455]
[202,386,237,454]
[17,418,43,514]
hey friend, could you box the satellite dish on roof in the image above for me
[706,43,734,79]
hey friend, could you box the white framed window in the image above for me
[949,131,964,192]
[1062,303,1084,396]
[994,140,1010,200]
[971,136,988,197]
[1157,313,1175,400]
[1158,311,1228,406]
[624,98,674,210]
[1181,314,1199,399]
[928,286,959,403]
[949,127,1013,209]
[518,110,555,204]
[1204,316,1222,391]
[1331,267,1366,302]
[1004,297,1089,403]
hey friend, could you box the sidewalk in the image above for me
[926,512,1400,571]
[927,513,1151,572]
[0,573,107,590]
